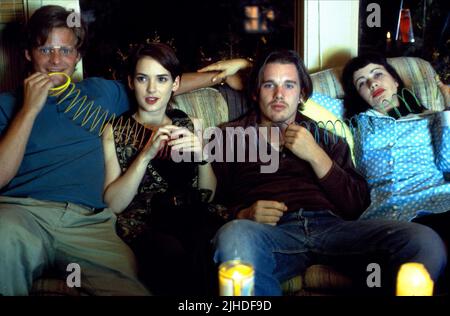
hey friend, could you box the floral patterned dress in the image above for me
[113,109,200,244]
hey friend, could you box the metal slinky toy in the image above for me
[48,72,427,153]
[48,72,172,159]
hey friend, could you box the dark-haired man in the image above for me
[211,50,447,295]
[0,2,237,295]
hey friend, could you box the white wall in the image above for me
[297,0,359,72]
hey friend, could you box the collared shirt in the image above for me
[212,110,370,220]
[354,110,450,221]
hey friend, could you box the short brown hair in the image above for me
[250,50,313,111]
[25,5,88,56]
[127,42,181,81]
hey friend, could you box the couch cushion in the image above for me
[310,57,446,112]
[30,278,83,296]
[311,67,345,100]
[301,99,355,162]
[281,275,304,294]
[387,57,445,111]
[304,265,353,290]
[281,265,353,295]
[171,87,229,129]
[311,92,345,119]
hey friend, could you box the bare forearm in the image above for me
[104,154,149,213]
[0,109,37,188]
[176,72,219,95]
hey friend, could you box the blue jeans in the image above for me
[213,210,447,296]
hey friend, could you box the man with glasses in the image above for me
[0,5,149,296]
[0,4,231,296]
[211,50,447,296]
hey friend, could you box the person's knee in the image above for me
[401,223,447,280]
[409,223,445,254]
[0,209,46,257]
[214,220,260,245]
[213,219,262,261]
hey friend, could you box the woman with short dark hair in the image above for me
[102,42,223,295]
[341,55,450,285]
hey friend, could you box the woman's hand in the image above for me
[167,126,203,161]
[197,58,252,86]
[140,127,171,162]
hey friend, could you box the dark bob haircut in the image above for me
[342,53,406,118]
[127,42,181,82]
[249,50,313,111]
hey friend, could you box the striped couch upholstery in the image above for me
[311,57,445,111]
[30,57,445,296]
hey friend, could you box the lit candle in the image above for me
[396,263,434,296]
[386,31,392,52]
[219,260,254,296]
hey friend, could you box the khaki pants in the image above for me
[0,196,150,296]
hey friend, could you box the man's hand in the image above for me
[284,124,323,162]
[22,73,55,116]
[237,200,288,225]
[284,124,333,179]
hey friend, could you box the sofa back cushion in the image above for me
[301,99,355,162]
[387,57,445,111]
[170,87,229,130]
[310,57,445,111]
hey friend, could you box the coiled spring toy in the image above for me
[47,72,429,152]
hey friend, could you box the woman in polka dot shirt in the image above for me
[342,53,450,254]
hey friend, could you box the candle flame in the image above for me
[396,263,434,296]
[387,31,391,39]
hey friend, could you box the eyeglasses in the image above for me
[36,46,78,57]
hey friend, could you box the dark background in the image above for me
[80,0,448,82]
[79,0,295,80]
[2,0,447,91]
[359,0,449,81]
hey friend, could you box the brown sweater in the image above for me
[212,110,370,220]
